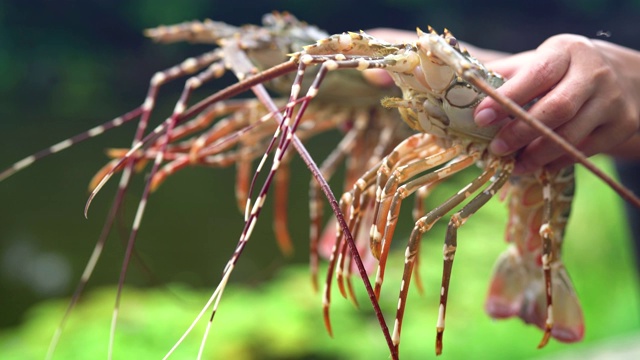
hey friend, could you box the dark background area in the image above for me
[1,0,639,330]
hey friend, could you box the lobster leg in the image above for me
[335,187,372,303]
[390,153,499,353]
[336,118,412,299]
[537,169,557,348]
[536,167,583,348]
[310,113,367,291]
[322,180,369,336]
[375,154,477,299]
[273,148,294,256]
[89,100,257,192]
[411,182,442,295]
[368,134,444,259]
[435,158,514,355]
[372,143,467,298]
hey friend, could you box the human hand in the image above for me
[474,34,640,173]
[361,30,640,171]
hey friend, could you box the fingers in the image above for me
[474,46,571,127]
[365,28,416,43]
[483,50,535,79]
[362,68,395,87]
[511,98,604,174]
[472,34,640,174]
[514,93,637,174]
[544,124,631,173]
[489,50,596,157]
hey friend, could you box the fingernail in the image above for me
[474,108,496,126]
[490,139,509,155]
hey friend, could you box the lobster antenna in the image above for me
[0,108,142,182]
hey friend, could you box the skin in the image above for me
[363,29,640,174]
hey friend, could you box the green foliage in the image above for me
[1,158,638,359]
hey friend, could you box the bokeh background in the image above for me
[1,0,639,358]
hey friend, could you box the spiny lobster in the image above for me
[1,12,638,359]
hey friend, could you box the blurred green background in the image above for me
[1,0,639,359]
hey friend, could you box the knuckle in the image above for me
[604,89,639,134]
[591,63,616,86]
[544,34,591,50]
[565,35,593,52]
[618,107,639,133]
[541,92,578,122]
[526,58,556,89]
[552,126,579,147]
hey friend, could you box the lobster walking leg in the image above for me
[310,111,367,291]
[536,167,581,348]
[435,159,514,354]
[373,148,476,298]
[390,158,500,353]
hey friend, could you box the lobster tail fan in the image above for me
[485,245,528,319]
[485,245,584,343]
[545,265,584,342]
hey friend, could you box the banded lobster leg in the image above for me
[369,141,475,299]
[88,99,266,192]
[309,110,369,292]
[242,102,363,255]
[384,153,514,355]
[323,133,447,330]
[329,120,407,305]
[310,107,406,295]
[332,129,443,303]
[433,158,514,354]
[333,116,411,301]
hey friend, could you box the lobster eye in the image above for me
[445,82,478,108]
